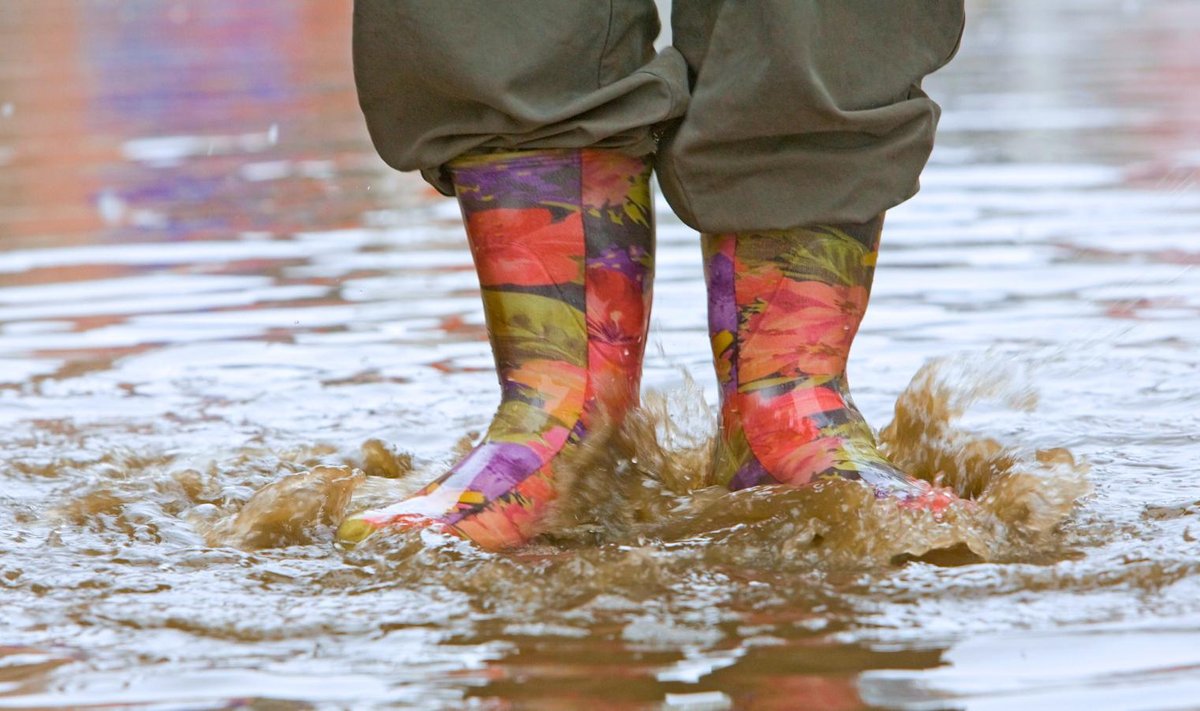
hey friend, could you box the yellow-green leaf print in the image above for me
[481,291,587,368]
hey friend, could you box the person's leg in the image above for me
[669,1,965,506]
[660,0,965,233]
[353,0,688,195]
[343,3,681,548]
[337,150,655,550]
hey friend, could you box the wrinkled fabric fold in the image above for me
[354,1,689,196]
[353,0,965,231]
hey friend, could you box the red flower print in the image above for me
[585,267,646,344]
[740,386,846,481]
[586,339,640,414]
[468,208,584,287]
[742,386,845,422]
[753,434,843,485]
[581,151,642,209]
[737,275,868,383]
[505,359,587,425]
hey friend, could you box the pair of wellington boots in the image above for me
[336,149,958,551]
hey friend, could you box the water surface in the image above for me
[3,1,1200,709]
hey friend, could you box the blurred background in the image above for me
[3,1,1200,709]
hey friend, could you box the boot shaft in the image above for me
[701,217,887,489]
[449,149,656,428]
[703,217,884,401]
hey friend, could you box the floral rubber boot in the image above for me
[702,217,959,512]
[336,149,654,550]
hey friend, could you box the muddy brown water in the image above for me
[3,1,1200,709]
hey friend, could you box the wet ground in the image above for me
[3,1,1200,709]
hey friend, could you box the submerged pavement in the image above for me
[2,1,1200,709]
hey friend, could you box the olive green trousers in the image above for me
[353,1,965,232]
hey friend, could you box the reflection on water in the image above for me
[3,0,1200,708]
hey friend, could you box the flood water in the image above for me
[3,1,1200,709]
